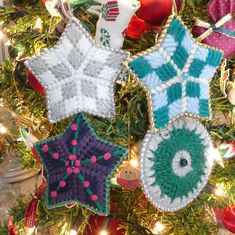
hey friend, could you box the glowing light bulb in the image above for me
[5,40,11,46]
[35,18,42,30]
[153,221,165,234]
[214,183,225,197]
[0,124,7,134]
[130,159,139,168]
[0,30,3,39]
[99,230,108,235]
[26,227,36,235]
[69,229,77,235]
[208,146,224,167]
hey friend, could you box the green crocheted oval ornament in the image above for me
[140,117,213,212]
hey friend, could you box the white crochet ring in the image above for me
[140,117,214,212]
[25,18,129,123]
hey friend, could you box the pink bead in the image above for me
[69,154,76,160]
[91,194,98,201]
[65,161,70,167]
[90,155,97,164]
[52,152,59,159]
[67,167,73,174]
[50,191,57,198]
[104,152,112,160]
[75,160,81,166]
[42,144,49,153]
[71,124,78,131]
[73,167,80,174]
[83,181,90,188]
[71,139,78,146]
[59,181,66,187]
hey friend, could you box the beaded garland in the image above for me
[34,113,127,215]
[25,18,128,124]
[140,117,213,212]
[127,15,223,129]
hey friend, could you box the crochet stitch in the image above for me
[25,19,128,123]
[140,117,213,212]
[34,113,127,215]
[127,15,223,129]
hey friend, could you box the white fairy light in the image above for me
[208,146,224,167]
[69,229,77,235]
[130,159,139,168]
[5,40,11,46]
[35,17,42,30]
[99,230,108,235]
[26,227,36,235]
[153,221,165,234]
[0,123,7,134]
[214,183,225,197]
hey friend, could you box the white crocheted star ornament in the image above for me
[25,19,128,123]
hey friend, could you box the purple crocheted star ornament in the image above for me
[34,113,127,215]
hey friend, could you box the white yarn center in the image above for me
[172,150,192,177]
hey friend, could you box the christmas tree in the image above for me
[0,0,235,234]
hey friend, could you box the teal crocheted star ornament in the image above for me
[140,117,214,212]
[127,15,223,129]
[34,113,127,215]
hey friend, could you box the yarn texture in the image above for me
[95,0,138,49]
[25,19,128,123]
[34,113,127,215]
[140,117,213,212]
[128,15,223,129]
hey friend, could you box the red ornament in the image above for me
[222,205,235,233]
[24,181,47,228]
[85,215,125,235]
[124,15,148,39]
[138,0,181,26]
[28,70,45,95]
[41,0,46,6]
[8,219,17,235]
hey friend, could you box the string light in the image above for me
[5,40,11,46]
[208,146,224,167]
[153,221,165,234]
[0,123,7,134]
[130,159,139,168]
[214,183,225,197]
[35,17,42,30]
[26,227,36,235]
[99,230,108,235]
[69,229,77,235]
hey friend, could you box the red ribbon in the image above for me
[24,181,46,228]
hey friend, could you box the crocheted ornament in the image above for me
[25,19,128,123]
[140,117,213,212]
[127,15,223,129]
[95,0,139,49]
[34,113,127,215]
[192,0,235,58]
